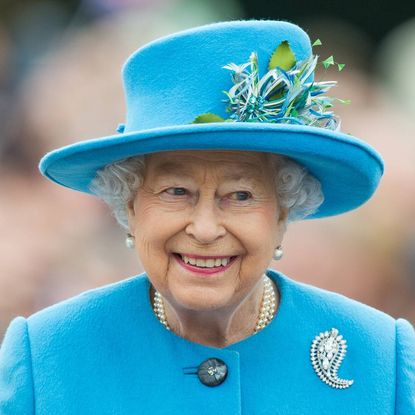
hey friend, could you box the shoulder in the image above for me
[0,275,159,413]
[273,269,397,334]
[24,273,150,344]
[395,318,415,413]
[31,273,147,315]
[270,270,415,411]
[269,269,412,365]
[270,270,415,407]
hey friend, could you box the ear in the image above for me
[277,207,289,239]
[126,199,136,234]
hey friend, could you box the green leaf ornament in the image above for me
[336,98,351,105]
[322,55,335,69]
[268,40,296,71]
[192,113,225,123]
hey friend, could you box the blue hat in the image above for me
[39,20,384,219]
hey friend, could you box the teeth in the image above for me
[181,255,232,268]
[188,257,196,265]
[205,259,215,267]
[196,259,204,267]
[221,258,229,266]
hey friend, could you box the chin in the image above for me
[168,282,237,312]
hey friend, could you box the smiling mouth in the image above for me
[173,253,238,269]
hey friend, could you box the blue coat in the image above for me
[0,270,414,414]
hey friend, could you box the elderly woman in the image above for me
[0,20,414,414]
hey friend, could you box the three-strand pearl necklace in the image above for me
[153,275,277,335]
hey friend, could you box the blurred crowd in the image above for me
[0,0,414,338]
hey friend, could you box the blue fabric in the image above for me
[38,20,384,219]
[395,319,415,412]
[0,270,413,414]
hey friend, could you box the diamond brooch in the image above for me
[310,328,354,389]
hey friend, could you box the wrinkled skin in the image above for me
[128,150,287,347]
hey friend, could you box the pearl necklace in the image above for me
[153,275,277,335]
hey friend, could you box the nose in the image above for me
[185,198,226,244]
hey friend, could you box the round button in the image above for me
[197,358,228,387]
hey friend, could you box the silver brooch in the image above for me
[310,328,354,389]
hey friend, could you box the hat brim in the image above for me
[39,123,384,219]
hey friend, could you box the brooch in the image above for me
[310,328,354,389]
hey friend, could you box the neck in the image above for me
[151,276,279,348]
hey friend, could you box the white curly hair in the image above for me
[90,153,324,230]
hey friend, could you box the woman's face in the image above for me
[127,150,287,313]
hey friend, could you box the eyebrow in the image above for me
[153,162,263,182]
[154,162,192,174]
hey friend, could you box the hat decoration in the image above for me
[193,39,349,131]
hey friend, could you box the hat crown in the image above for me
[121,20,312,132]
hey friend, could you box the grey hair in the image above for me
[90,154,324,230]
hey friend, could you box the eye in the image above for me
[230,191,252,201]
[165,187,187,196]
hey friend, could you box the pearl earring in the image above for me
[273,245,283,260]
[125,233,135,249]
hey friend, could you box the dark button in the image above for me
[197,358,228,387]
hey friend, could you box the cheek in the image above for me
[132,200,185,280]
[134,224,172,291]
[234,205,280,276]
[238,205,280,251]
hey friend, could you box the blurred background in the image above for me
[1,0,414,338]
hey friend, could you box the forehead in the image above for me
[145,150,272,178]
